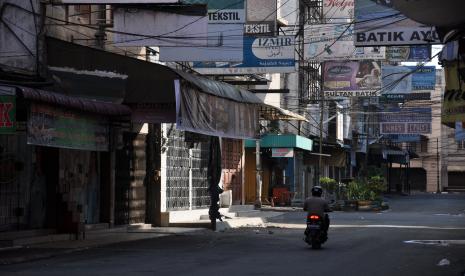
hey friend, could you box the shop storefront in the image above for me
[244,134,313,205]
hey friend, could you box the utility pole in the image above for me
[318,87,324,184]
[365,103,370,180]
[436,137,440,193]
[255,140,262,208]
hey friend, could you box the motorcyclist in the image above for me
[303,186,331,233]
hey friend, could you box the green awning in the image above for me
[245,134,313,151]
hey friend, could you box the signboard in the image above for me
[456,122,465,141]
[160,24,244,62]
[380,107,431,134]
[323,0,354,21]
[247,0,277,21]
[386,46,431,62]
[272,148,294,158]
[380,108,432,123]
[443,62,465,123]
[323,60,382,97]
[59,0,178,2]
[27,104,109,151]
[245,0,276,36]
[304,24,385,61]
[0,96,15,134]
[381,92,431,103]
[113,8,208,47]
[382,66,436,94]
[380,123,431,134]
[277,0,298,25]
[381,66,412,94]
[160,0,244,61]
[385,134,421,142]
[410,66,436,90]
[244,22,275,36]
[193,36,295,74]
[354,0,440,46]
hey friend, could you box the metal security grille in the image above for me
[166,129,190,210]
[0,135,25,232]
[165,127,210,211]
[191,140,210,209]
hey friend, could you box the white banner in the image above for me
[323,0,354,21]
[113,8,207,47]
[304,24,385,61]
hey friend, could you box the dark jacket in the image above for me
[303,196,331,217]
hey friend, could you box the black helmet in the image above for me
[311,186,323,197]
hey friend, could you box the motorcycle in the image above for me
[304,214,328,249]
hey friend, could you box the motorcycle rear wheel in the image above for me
[311,239,321,249]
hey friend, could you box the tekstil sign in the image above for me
[272,148,294,158]
[208,9,245,23]
[0,96,15,134]
[244,22,275,36]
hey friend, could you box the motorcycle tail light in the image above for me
[308,215,320,220]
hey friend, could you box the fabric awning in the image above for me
[245,134,313,151]
[259,105,309,122]
[173,70,263,104]
[15,86,131,116]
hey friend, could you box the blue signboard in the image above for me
[380,107,432,123]
[409,66,436,90]
[386,46,431,62]
[385,134,421,142]
[382,65,436,94]
[193,36,296,74]
[456,122,465,141]
[382,66,412,94]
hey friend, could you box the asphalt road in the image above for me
[2,194,465,276]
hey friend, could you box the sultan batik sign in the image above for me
[323,60,381,97]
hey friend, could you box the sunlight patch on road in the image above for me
[266,223,465,230]
[434,213,465,217]
[404,240,465,246]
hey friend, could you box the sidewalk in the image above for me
[0,208,285,265]
[0,226,205,265]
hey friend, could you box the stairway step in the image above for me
[228,205,255,213]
